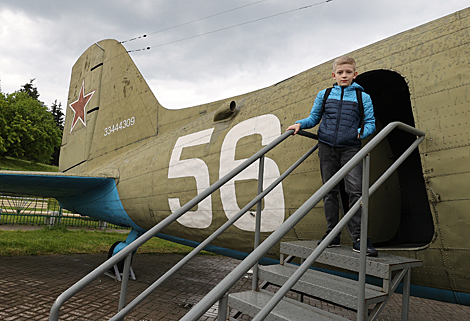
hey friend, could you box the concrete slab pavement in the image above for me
[2,253,470,320]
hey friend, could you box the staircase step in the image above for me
[228,290,348,321]
[259,264,386,310]
[280,241,423,279]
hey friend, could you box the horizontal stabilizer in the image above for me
[0,171,116,198]
[0,171,139,229]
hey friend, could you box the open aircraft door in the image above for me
[357,70,434,247]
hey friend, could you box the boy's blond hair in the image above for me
[333,56,356,71]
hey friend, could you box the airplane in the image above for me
[0,5,469,309]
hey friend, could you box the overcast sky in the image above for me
[1,0,469,112]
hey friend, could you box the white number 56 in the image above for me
[168,115,285,232]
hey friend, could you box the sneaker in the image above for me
[353,238,378,257]
[317,232,341,248]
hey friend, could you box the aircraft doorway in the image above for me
[355,70,434,248]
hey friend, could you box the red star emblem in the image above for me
[69,80,96,133]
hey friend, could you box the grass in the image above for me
[0,226,206,257]
[0,156,59,172]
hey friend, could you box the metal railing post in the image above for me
[117,253,132,320]
[252,156,264,291]
[402,267,411,321]
[217,294,229,321]
[357,154,370,321]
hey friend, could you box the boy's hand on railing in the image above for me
[286,123,301,135]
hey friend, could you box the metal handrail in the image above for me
[108,140,318,320]
[49,129,317,320]
[181,121,425,321]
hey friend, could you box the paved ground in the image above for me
[2,253,470,320]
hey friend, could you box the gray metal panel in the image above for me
[228,291,348,321]
[280,241,423,279]
[259,264,387,310]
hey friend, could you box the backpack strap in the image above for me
[355,88,365,136]
[321,87,333,114]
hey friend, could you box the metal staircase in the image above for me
[48,122,425,321]
[228,241,422,320]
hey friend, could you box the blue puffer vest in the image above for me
[319,83,363,147]
[296,82,375,148]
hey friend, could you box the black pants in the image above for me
[318,142,362,240]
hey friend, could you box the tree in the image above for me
[50,100,64,131]
[19,79,40,101]
[49,100,64,165]
[0,96,9,154]
[0,91,62,163]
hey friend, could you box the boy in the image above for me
[286,56,377,256]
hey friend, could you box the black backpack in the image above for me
[321,87,365,136]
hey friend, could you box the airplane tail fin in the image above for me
[59,39,161,173]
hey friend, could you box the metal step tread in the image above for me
[259,264,386,309]
[280,241,423,279]
[228,290,348,321]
